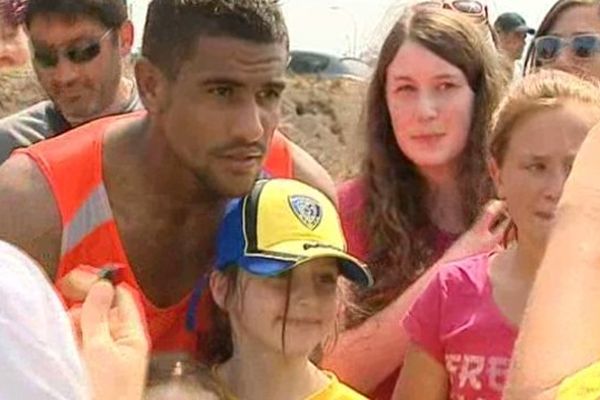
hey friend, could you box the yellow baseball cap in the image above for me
[215,179,373,287]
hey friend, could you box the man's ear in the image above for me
[117,20,134,57]
[488,157,505,199]
[135,57,169,114]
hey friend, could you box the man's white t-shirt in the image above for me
[0,241,89,399]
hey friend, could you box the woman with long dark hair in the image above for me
[321,6,509,399]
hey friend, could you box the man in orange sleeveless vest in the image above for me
[0,0,334,357]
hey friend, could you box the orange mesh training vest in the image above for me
[264,128,294,178]
[16,111,293,354]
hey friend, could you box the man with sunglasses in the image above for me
[0,0,141,164]
[494,12,535,77]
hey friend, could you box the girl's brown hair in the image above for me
[523,0,600,75]
[490,69,600,166]
[347,7,507,326]
[200,268,241,366]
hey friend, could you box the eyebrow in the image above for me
[522,153,577,161]
[264,80,287,91]
[549,30,598,37]
[30,35,100,50]
[391,73,462,81]
[200,78,287,90]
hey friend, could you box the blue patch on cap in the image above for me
[288,195,322,230]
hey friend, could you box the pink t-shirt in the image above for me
[403,252,517,400]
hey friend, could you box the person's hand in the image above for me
[60,267,149,400]
[442,199,509,262]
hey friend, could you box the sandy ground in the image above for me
[0,67,367,182]
[0,67,46,119]
[281,76,367,181]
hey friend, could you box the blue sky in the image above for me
[129,0,557,56]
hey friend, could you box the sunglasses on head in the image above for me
[417,0,487,19]
[31,29,113,69]
[534,34,600,63]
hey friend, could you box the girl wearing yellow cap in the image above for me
[192,179,373,400]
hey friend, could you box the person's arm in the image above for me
[505,124,600,400]
[321,200,507,392]
[392,344,449,400]
[288,140,338,204]
[0,154,61,279]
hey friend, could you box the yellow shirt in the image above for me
[307,372,368,400]
[558,361,600,400]
[213,368,368,400]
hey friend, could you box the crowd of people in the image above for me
[0,0,600,399]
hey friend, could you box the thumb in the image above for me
[113,283,149,349]
[81,280,116,347]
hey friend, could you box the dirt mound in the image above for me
[0,66,45,118]
[281,76,367,182]
[0,67,366,182]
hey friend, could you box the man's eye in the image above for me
[209,87,233,97]
[259,89,283,101]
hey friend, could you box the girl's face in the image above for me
[386,40,475,177]
[224,258,339,358]
[537,5,600,79]
[491,101,600,246]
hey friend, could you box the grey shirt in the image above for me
[0,89,143,164]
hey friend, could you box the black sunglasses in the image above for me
[534,34,600,63]
[32,29,113,68]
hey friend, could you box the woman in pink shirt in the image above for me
[322,7,508,399]
[394,70,600,400]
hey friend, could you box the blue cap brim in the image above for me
[237,254,373,287]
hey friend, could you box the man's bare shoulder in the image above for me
[0,154,61,278]
[288,140,338,204]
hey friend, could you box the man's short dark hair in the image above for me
[142,0,289,80]
[25,0,128,30]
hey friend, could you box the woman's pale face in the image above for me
[492,102,600,246]
[385,40,475,177]
[542,5,600,79]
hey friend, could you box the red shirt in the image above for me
[337,177,459,399]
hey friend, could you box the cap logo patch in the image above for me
[288,195,322,230]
